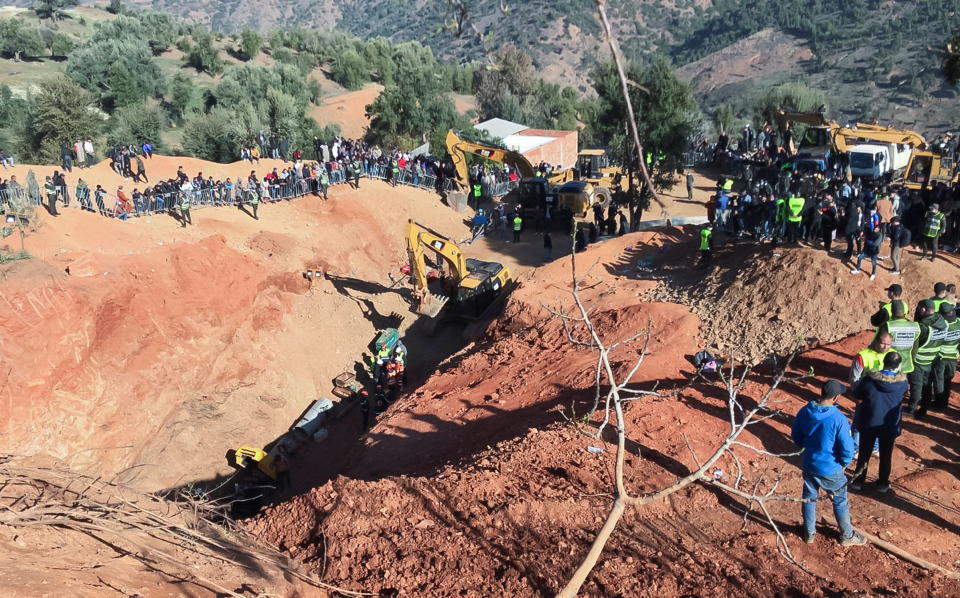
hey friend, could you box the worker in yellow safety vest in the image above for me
[929,282,950,312]
[849,331,893,455]
[698,223,713,268]
[786,194,805,244]
[512,214,522,243]
[870,284,910,329]
[919,203,945,261]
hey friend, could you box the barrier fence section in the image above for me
[8,164,518,221]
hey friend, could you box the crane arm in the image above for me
[445,130,536,191]
[838,124,928,150]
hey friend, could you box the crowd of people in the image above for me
[697,126,959,278]
[22,136,492,225]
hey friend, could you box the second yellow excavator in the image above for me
[405,219,512,330]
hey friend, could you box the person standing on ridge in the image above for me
[919,203,945,261]
[886,217,911,275]
[791,379,866,546]
[698,222,713,268]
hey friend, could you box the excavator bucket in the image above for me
[447,191,469,212]
[417,293,450,318]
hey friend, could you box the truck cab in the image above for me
[849,143,912,182]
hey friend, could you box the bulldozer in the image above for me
[405,219,513,332]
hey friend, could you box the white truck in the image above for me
[848,142,913,182]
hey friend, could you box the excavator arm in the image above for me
[445,130,536,191]
[775,110,927,153]
[405,219,470,317]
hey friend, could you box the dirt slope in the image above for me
[249,233,960,596]
[1,157,512,493]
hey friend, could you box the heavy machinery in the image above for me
[775,111,929,181]
[444,130,611,227]
[405,219,512,328]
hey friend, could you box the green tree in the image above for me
[67,37,164,111]
[106,103,164,149]
[48,33,75,58]
[752,82,827,127]
[168,73,195,119]
[0,19,44,61]
[331,48,368,90]
[17,78,101,163]
[943,31,960,86]
[186,31,224,75]
[106,0,124,15]
[590,59,699,193]
[182,105,262,162]
[713,103,734,136]
[473,45,537,120]
[238,28,261,61]
[32,0,76,21]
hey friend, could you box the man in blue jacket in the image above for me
[791,379,866,545]
[850,352,908,493]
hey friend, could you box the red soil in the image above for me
[248,233,960,596]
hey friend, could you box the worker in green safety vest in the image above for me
[512,214,522,243]
[473,183,482,206]
[179,191,192,227]
[774,196,787,241]
[248,185,259,220]
[906,300,948,417]
[698,223,713,268]
[878,300,920,375]
[932,302,960,412]
[919,203,945,261]
[786,195,805,244]
[929,282,950,312]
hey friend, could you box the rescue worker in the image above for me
[472,182,482,207]
[44,176,58,216]
[878,301,919,377]
[318,167,329,200]
[919,203,945,261]
[698,223,713,268]
[932,302,960,412]
[870,284,910,328]
[849,332,893,456]
[930,282,950,312]
[786,194,805,244]
[906,300,947,417]
[352,158,362,189]
[179,190,192,227]
[774,195,787,243]
[512,213,523,243]
[249,187,259,220]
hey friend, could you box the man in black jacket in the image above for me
[887,217,911,275]
[844,199,864,260]
[850,352,908,493]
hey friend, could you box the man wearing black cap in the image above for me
[850,352,908,493]
[907,299,948,417]
[870,284,910,328]
[791,379,865,545]
[932,302,960,411]
[930,282,949,312]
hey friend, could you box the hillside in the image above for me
[100,0,960,133]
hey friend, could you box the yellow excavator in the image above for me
[444,130,611,226]
[405,219,513,330]
[775,111,933,183]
